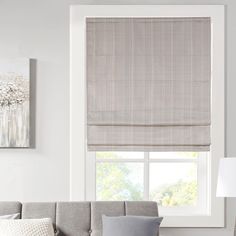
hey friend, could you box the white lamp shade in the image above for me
[217,158,236,197]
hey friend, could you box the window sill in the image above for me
[160,214,224,227]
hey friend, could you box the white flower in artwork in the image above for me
[0,73,29,109]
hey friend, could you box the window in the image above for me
[87,151,209,216]
[71,5,224,227]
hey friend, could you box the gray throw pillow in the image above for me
[0,213,20,219]
[102,215,163,236]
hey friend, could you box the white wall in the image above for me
[0,0,235,235]
[0,0,70,201]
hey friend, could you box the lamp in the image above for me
[217,158,236,235]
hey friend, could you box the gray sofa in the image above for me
[0,201,159,236]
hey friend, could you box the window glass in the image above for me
[95,151,207,216]
[96,162,144,201]
[149,162,197,207]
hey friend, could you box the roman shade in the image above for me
[86,17,211,151]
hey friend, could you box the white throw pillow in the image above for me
[0,218,54,236]
[0,213,20,219]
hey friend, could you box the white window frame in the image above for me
[70,5,225,227]
[87,151,209,217]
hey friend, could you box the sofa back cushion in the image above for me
[0,202,21,217]
[22,202,56,229]
[56,202,91,236]
[0,201,159,236]
[91,201,125,236]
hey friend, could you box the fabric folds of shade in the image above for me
[86,17,211,151]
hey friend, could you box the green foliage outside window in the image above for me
[96,162,143,201]
[96,152,197,207]
[150,180,197,206]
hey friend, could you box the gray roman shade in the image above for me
[86,17,211,151]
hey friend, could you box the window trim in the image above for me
[70,5,225,227]
[87,151,209,217]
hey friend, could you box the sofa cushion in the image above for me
[125,201,159,217]
[91,201,125,236]
[0,202,21,216]
[56,202,90,236]
[0,201,159,236]
[22,202,56,229]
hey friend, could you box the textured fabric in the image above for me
[86,17,211,151]
[56,202,90,236]
[125,201,158,217]
[0,213,20,219]
[0,218,54,236]
[22,202,56,229]
[88,125,210,151]
[91,201,125,236]
[0,202,21,216]
[0,201,159,236]
[125,202,160,236]
[102,215,163,236]
[15,203,57,235]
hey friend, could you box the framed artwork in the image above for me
[0,58,30,147]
